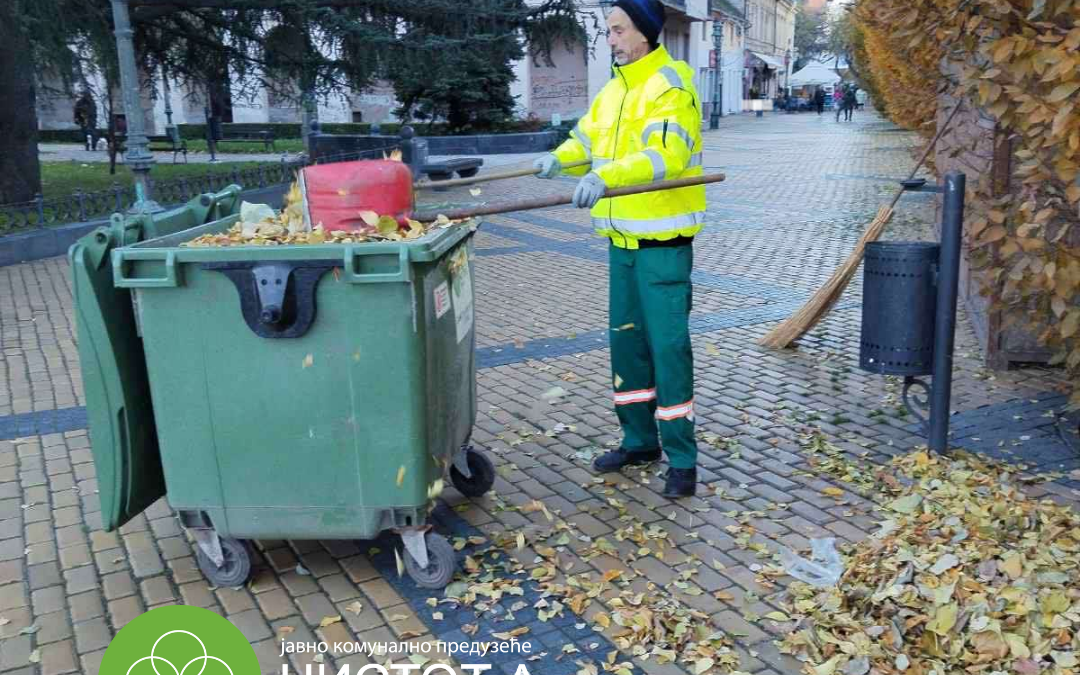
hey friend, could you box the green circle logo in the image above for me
[101,605,259,674]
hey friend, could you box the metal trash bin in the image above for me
[859,241,940,376]
[70,187,494,589]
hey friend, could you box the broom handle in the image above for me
[413,160,592,190]
[885,102,965,212]
[412,173,726,222]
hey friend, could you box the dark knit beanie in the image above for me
[613,0,666,50]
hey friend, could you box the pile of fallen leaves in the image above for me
[184,180,459,248]
[780,450,1080,675]
[419,492,749,675]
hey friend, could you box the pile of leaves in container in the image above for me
[779,449,1080,675]
[183,181,459,248]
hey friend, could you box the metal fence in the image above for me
[0,146,393,235]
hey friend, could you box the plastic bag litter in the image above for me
[240,201,276,224]
[779,537,844,587]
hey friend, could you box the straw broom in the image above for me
[758,103,964,349]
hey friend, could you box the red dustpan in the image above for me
[298,160,414,232]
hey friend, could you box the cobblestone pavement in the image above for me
[2,110,1076,675]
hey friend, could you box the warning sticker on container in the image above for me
[433,281,451,320]
[451,257,474,343]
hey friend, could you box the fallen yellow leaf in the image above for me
[808,654,842,675]
[999,553,1023,579]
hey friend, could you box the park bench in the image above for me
[215,124,276,151]
[111,132,188,163]
[421,157,483,182]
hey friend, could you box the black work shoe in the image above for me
[662,468,697,498]
[592,447,662,473]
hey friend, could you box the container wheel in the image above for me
[196,537,252,587]
[403,533,457,589]
[450,447,495,498]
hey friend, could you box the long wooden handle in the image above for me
[886,102,964,211]
[412,173,726,222]
[413,160,591,190]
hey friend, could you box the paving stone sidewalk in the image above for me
[1,109,1076,675]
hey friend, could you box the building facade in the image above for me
[742,0,796,101]
[701,0,749,119]
[36,0,794,134]
[511,0,749,124]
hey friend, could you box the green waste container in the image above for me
[70,187,494,589]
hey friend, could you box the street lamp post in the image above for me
[162,65,177,139]
[709,19,724,130]
[204,102,218,163]
[301,88,319,156]
[784,48,792,113]
[109,0,162,213]
[785,48,792,92]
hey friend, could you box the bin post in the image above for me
[34,193,45,228]
[927,171,965,453]
[399,126,428,182]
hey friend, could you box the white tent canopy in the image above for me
[789,57,848,88]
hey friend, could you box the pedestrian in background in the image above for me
[835,85,847,122]
[814,88,825,115]
[844,87,858,121]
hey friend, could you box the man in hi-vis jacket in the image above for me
[534,0,705,498]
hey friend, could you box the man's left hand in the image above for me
[572,173,607,209]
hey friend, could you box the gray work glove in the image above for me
[572,172,607,209]
[533,154,561,179]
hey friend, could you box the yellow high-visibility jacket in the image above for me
[553,45,706,249]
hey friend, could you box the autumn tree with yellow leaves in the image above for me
[853,0,1080,406]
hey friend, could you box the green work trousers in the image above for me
[608,242,697,469]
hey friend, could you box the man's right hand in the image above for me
[533,154,561,179]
